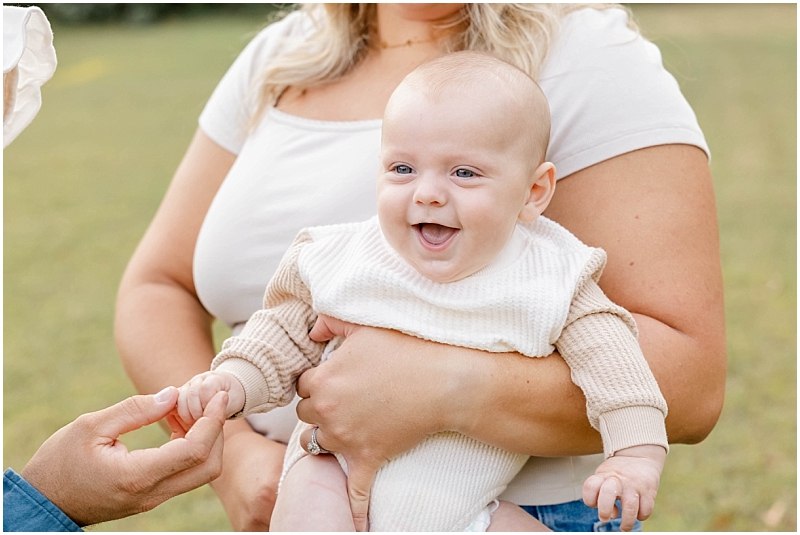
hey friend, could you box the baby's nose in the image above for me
[412,175,447,206]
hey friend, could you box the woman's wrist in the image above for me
[432,343,488,435]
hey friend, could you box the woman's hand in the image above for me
[299,316,466,530]
[296,314,599,529]
[209,420,286,531]
[299,315,600,456]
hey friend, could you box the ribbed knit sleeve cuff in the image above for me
[213,356,279,418]
[598,406,669,458]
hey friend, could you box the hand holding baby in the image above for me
[174,371,246,428]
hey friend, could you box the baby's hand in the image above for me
[176,371,246,426]
[582,444,666,532]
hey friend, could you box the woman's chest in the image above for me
[276,50,441,121]
[193,114,383,326]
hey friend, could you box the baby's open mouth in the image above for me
[417,223,459,246]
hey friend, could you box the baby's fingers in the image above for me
[637,490,656,521]
[177,380,204,425]
[582,474,604,508]
[619,487,640,532]
[596,476,621,523]
[176,385,194,425]
[186,383,205,422]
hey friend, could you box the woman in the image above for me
[115,4,726,531]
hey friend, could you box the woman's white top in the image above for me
[3,6,57,148]
[195,7,709,506]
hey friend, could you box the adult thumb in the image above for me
[94,386,179,438]
[346,462,378,532]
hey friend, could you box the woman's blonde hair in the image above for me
[250,3,626,124]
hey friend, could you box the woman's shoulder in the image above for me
[542,7,640,69]
[540,6,709,179]
[198,9,313,154]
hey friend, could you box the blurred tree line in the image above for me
[17,3,291,25]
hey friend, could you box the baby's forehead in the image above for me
[385,52,552,161]
[393,53,549,123]
[407,58,534,103]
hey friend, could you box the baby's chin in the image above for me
[408,257,484,284]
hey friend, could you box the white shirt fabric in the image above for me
[3,6,57,148]
[195,6,709,506]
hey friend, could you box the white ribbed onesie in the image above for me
[213,216,668,532]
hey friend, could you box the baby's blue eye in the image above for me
[395,165,413,174]
[455,169,475,178]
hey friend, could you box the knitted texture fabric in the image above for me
[300,217,594,357]
[214,216,668,531]
[212,231,326,415]
[280,425,527,531]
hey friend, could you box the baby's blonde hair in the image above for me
[250,3,628,126]
[392,51,551,166]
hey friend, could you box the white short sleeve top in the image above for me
[195,7,708,506]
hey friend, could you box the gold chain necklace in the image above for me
[379,37,436,49]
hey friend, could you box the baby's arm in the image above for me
[176,370,246,425]
[209,230,326,417]
[555,253,669,530]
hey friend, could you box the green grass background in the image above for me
[3,4,796,531]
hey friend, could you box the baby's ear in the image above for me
[519,162,556,223]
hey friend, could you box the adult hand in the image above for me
[208,420,286,531]
[19,387,227,527]
[298,315,461,531]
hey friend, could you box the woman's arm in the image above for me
[544,144,727,444]
[114,129,286,530]
[115,128,233,393]
[297,144,726,459]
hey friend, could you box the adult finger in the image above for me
[92,387,178,438]
[134,391,228,478]
[296,366,319,400]
[346,461,379,532]
[136,414,226,509]
[298,424,332,454]
[596,476,621,523]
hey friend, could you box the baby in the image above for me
[176,51,668,532]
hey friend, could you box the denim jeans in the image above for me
[522,499,642,532]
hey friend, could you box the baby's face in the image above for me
[377,88,537,283]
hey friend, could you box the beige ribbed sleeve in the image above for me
[212,230,324,417]
[555,251,669,457]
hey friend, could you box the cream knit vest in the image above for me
[299,216,598,358]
